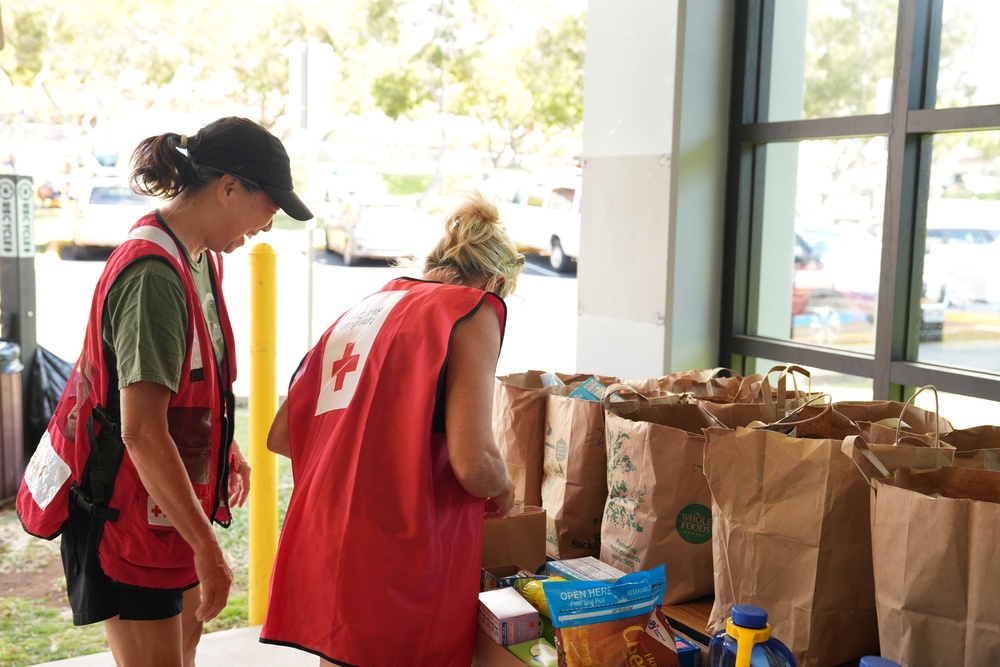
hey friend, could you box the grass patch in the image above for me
[383,173,471,197]
[383,173,431,195]
[0,405,292,665]
[0,598,108,667]
[203,590,250,634]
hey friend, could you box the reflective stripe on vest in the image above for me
[126,225,204,377]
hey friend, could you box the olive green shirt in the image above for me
[102,235,224,392]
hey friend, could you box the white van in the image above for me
[502,170,581,272]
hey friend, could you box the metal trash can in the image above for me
[0,341,24,503]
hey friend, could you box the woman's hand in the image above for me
[484,477,515,518]
[193,543,234,622]
[228,440,251,508]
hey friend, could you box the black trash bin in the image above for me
[0,341,24,502]
[24,345,74,461]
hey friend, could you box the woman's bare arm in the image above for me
[119,381,232,622]
[444,303,514,513]
[267,398,291,458]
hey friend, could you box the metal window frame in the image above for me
[721,0,1000,402]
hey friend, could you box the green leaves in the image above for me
[604,427,647,533]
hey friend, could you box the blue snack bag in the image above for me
[543,564,667,667]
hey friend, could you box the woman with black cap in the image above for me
[17,116,313,666]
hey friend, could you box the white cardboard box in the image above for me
[477,587,541,647]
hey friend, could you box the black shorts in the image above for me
[60,504,192,626]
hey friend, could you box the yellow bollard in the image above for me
[247,243,278,625]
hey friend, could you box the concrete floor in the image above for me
[29,626,318,667]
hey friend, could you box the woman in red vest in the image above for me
[17,117,313,666]
[261,191,521,666]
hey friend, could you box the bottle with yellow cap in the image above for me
[707,604,797,667]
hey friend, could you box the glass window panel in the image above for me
[752,358,873,401]
[918,132,1000,370]
[768,0,898,122]
[911,388,999,431]
[756,138,886,353]
[935,2,1000,109]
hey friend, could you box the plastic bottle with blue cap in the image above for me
[707,604,797,667]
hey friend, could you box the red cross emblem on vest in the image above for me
[331,341,361,391]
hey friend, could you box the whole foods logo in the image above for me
[675,503,712,544]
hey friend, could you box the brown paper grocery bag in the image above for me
[600,385,725,605]
[493,371,590,506]
[941,424,1000,470]
[482,505,547,575]
[843,438,1000,666]
[650,367,743,397]
[703,404,880,667]
[833,397,953,433]
[846,386,956,471]
[688,365,817,429]
[541,390,607,560]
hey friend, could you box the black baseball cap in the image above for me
[189,117,314,221]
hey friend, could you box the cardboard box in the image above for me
[472,627,559,667]
[483,505,546,575]
[478,587,540,647]
[566,376,625,402]
[545,555,628,581]
[481,564,533,592]
[675,633,704,667]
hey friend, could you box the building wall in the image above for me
[577,0,733,379]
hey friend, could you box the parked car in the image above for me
[793,222,948,343]
[502,170,582,273]
[467,168,533,203]
[321,165,389,204]
[71,176,156,258]
[923,235,1000,307]
[920,201,1000,308]
[792,223,880,320]
[323,198,426,266]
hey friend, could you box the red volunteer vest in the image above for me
[260,277,506,667]
[17,213,237,589]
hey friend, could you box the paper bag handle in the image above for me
[601,382,649,415]
[760,392,832,431]
[895,385,942,448]
[842,434,892,485]
[732,373,768,404]
[774,365,811,416]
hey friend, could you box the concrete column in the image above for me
[577,1,733,379]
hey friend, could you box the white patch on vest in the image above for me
[190,325,203,372]
[202,291,223,355]
[315,290,407,415]
[127,226,183,265]
[127,225,204,373]
[147,496,173,527]
[23,430,72,511]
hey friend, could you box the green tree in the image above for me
[367,0,494,199]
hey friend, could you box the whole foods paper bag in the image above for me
[833,398,952,434]
[687,365,816,429]
[649,367,743,398]
[941,424,1000,470]
[493,372,590,506]
[541,391,607,560]
[600,386,725,605]
[703,407,879,667]
[854,459,1000,666]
